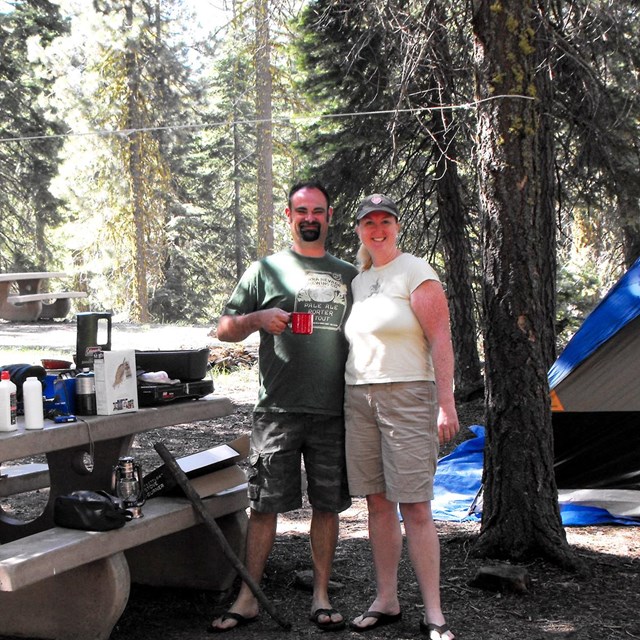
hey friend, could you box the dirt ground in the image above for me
[123,371,639,640]
[2,355,639,640]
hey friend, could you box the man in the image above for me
[210,180,357,633]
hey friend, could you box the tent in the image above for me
[548,256,640,520]
[433,257,640,524]
[432,426,639,525]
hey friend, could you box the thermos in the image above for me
[75,312,112,370]
[75,369,97,416]
[23,376,45,430]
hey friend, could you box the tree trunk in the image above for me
[430,9,483,401]
[435,154,484,401]
[233,118,244,280]
[232,0,245,280]
[471,0,582,570]
[125,0,150,322]
[255,0,274,258]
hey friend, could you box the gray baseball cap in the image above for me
[355,194,400,221]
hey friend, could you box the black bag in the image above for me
[54,490,133,531]
[0,364,46,405]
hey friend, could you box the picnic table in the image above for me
[0,271,87,322]
[0,396,248,640]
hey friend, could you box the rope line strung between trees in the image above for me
[0,94,534,145]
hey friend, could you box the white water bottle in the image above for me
[0,370,17,431]
[23,376,45,430]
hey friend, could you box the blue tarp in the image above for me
[432,425,639,526]
[432,425,484,523]
[548,256,640,389]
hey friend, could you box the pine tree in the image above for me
[46,0,199,320]
[0,0,67,271]
[293,0,483,397]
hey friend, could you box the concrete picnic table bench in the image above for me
[0,488,248,640]
[0,398,248,640]
[0,271,87,322]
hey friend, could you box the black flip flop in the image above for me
[349,610,402,632]
[420,620,453,638]
[310,608,346,632]
[207,612,258,634]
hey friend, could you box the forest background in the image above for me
[2,1,638,338]
[1,0,639,567]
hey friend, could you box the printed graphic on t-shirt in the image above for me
[367,278,382,298]
[295,271,349,330]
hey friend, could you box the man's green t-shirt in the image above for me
[223,249,357,415]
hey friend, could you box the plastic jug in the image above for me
[0,370,17,431]
[75,312,112,370]
[23,376,44,430]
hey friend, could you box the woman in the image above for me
[344,194,459,639]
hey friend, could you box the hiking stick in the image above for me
[154,442,291,631]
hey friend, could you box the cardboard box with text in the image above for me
[94,349,139,415]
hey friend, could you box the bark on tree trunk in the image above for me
[435,133,484,401]
[255,0,274,259]
[471,0,582,570]
[125,1,150,323]
[229,0,245,280]
[233,117,244,280]
[426,8,484,401]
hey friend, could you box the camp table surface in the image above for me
[0,396,234,543]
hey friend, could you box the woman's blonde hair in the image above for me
[356,244,373,271]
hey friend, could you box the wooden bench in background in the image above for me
[7,291,88,320]
[0,272,87,322]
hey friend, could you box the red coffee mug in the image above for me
[291,312,313,334]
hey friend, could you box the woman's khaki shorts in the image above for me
[345,381,438,503]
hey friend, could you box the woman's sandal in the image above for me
[207,612,258,634]
[349,611,402,632]
[419,620,454,639]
